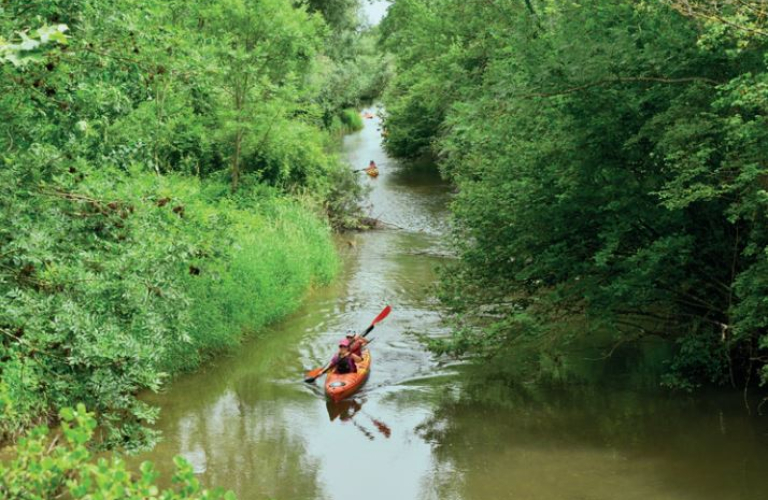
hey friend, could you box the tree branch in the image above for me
[521,76,723,99]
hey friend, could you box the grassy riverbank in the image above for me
[1,168,338,448]
[0,0,390,450]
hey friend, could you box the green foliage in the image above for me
[0,24,68,66]
[0,400,236,500]
[334,108,364,134]
[661,332,731,392]
[0,165,337,447]
[312,29,394,128]
[382,0,768,389]
[378,0,476,158]
[202,0,325,191]
[0,0,368,197]
[177,193,338,370]
[0,0,373,446]
[305,0,361,33]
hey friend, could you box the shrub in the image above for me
[339,108,364,132]
[0,396,236,500]
[0,166,338,447]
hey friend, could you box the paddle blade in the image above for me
[304,367,324,383]
[362,305,392,337]
[371,305,392,326]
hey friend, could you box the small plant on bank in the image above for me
[0,390,235,500]
[339,108,364,132]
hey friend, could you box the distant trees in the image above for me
[381,0,768,391]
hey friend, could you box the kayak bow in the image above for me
[325,349,371,402]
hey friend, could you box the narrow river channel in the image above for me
[136,108,768,500]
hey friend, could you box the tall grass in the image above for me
[339,108,364,132]
[328,108,364,137]
[0,166,337,445]
[177,198,337,369]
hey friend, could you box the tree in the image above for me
[200,0,322,191]
[381,0,768,391]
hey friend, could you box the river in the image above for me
[136,107,768,500]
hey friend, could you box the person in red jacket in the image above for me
[345,329,369,357]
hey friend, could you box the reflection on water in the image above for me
[134,108,768,500]
[326,398,393,442]
[416,377,768,500]
[326,398,361,422]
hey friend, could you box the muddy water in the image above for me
[136,108,768,500]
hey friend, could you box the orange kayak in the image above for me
[325,350,371,402]
[365,167,379,178]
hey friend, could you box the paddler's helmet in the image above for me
[345,329,355,339]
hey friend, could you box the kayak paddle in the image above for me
[303,305,392,383]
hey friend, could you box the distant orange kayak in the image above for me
[325,350,371,402]
[363,112,375,119]
[365,166,379,178]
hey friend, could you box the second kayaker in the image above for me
[332,338,362,374]
[345,329,369,357]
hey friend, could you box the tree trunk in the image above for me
[231,128,243,193]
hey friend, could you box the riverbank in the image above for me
[379,0,768,393]
[0,0,383,450]
[0,168,340,449]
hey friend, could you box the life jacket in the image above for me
[349,339,364,357]
[333,354,357,374]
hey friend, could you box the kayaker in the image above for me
[345,329,368,357]
[331,339,362,374]
[368,160,377,169]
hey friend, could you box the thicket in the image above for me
[0,388,235,500]
[0,0,376,450]
[381,0,768,392]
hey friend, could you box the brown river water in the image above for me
[135,108,768,500]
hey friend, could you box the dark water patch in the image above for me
[415,375,768,500]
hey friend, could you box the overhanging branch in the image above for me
[522,76,723,99]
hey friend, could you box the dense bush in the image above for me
[0,391,236,500]
[381,0,768,390]
[0,165,337,448]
